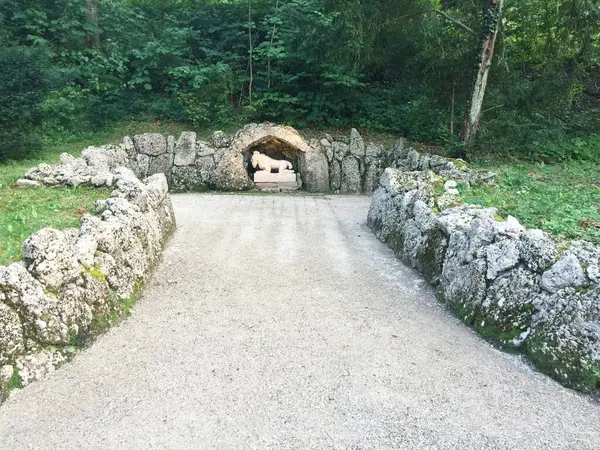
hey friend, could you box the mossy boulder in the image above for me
[528,287,600,393]
[475,267,539,349]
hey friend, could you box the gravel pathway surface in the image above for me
[1,194,599,449]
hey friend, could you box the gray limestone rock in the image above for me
[377,169,439,202]
[298,149,330,192]
[367,187,397,241]
[393,138,406,160]
[363,161,381,194]
[0,364,14,383]
[405,149,420,171]
[494,215,525,239]
[73,233,97,267]
[174,132,197,166]
[486,239,520,280]
[211,130,232,148]
[340,157,361,194]
[564,241,600,284]
[540,254,588,293]
[0,302,25,366]
[320,139,334,162]
[332,142,349,162]
[82,274,111,315]
[418,154,431,171]
[133,153,150,180]
[477,267,539,348]
[529,287,600,391]
[94,252,135,300]
[22,228,82,291]
[210,149,251,191]
[15,179,42,188]
[123,136,136,159]
[0,264,76,345]
[197,141,216,157]
[413,200,438,234]
[167,135,176,154]
[330,160,341,191]
[82,145,128,173]
[196,155,216,184]
[15,347,71,387]
[519,229,557,273]
[444,180,458,190]
[133,133,167,156]
[171,166,204,192]
[365,143,383,158]
[437,206,498,236]
[441,256,488,324]
[349,128,365,157]
[90,173,114,187]
[148,153,174,178]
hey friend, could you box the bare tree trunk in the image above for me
[248,0,254,106]
[460,0,504,144]
[86,0,101,49]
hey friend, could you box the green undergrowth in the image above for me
[462,160,600,245]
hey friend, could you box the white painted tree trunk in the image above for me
[460,0,504,144]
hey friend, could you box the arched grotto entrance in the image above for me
[243,137,305,189]
[230,124,312,191]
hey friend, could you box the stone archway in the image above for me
[210,124,329,192]
[229,123,312,154]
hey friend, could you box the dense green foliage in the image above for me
[0,0,598,160]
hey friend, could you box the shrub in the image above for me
[0,45,56,160]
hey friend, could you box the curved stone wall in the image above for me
[368,168,600,393]
[1,161,175,395]
[23,123,492,195]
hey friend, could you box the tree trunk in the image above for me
[460,0,504,144]
[248,0,254,106]
[86,0,100,49]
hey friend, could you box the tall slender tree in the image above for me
[460,0,504,144]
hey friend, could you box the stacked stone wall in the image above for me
[1,161,175,394]
[368,168,600,393]
[22,123,492,195]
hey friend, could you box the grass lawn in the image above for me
[463,160,600,245]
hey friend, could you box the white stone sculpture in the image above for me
[251,151,293,173]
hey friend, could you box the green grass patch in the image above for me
[0,182,109,265]
[462,161,600,244]
[0,121,203,266]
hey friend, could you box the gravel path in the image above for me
[1,194,599,449]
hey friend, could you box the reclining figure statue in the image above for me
[251,151,294,173]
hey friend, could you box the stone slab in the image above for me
[16,179,42,188]
[254,172,297,183]
[255,182,299,190]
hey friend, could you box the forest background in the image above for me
[1,0,598,162]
